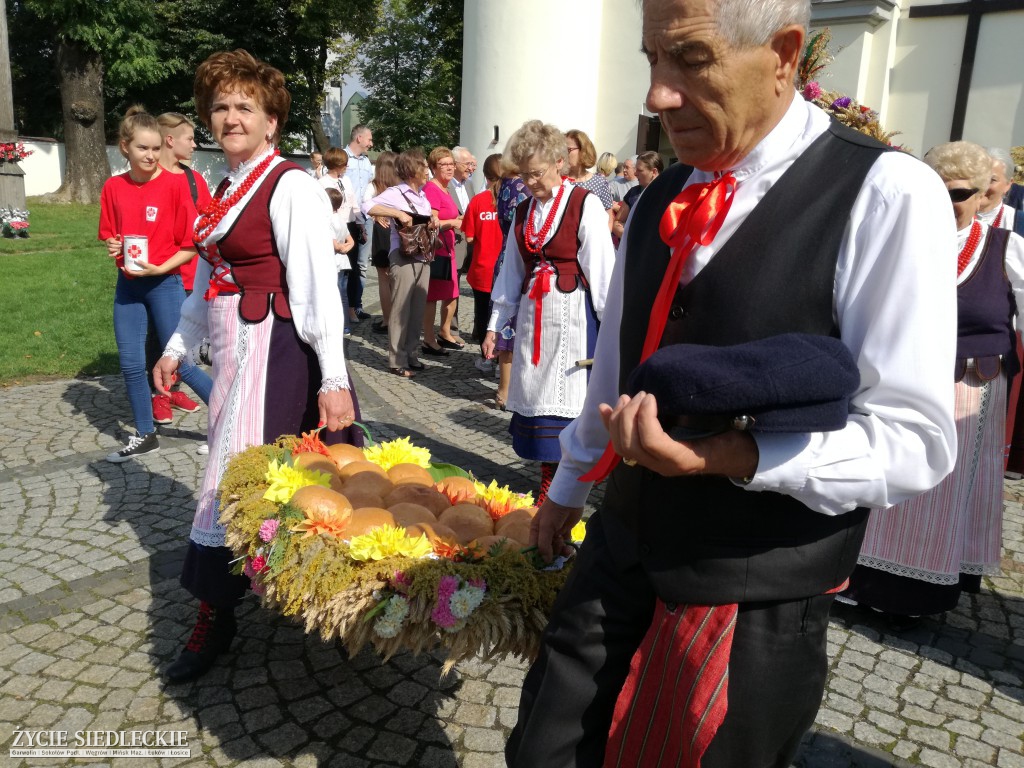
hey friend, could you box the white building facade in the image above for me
[458,0,1024,162]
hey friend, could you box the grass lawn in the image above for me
[0,198,119,384]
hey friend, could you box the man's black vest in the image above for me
[599,121,891,605]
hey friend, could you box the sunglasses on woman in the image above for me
[948,187,978,203]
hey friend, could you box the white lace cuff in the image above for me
[318,375,350,394]
[162,344,187,362]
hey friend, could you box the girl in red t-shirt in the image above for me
[460,154,505,362]
[98,106,212,462]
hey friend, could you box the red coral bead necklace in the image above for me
[957,220,983,276]
[992,207,1004,230]
[523,183,567,254]
[194,150,279,242]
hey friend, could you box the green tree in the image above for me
[358,0,463,151]
[19,0,162,203]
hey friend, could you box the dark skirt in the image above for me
[840,565,980,616]
[510,413,573,462]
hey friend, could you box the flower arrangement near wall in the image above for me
[0,142,33,163]
[797,29,905,150]
[219,431,584,669]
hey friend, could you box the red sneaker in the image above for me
[170,390,201,413]
[152,394,174,424]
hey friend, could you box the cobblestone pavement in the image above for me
[1,275,1023,767]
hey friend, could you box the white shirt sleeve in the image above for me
[270,171,350,387]
[576,194,616,319]
[164,256,213,359]
[548,150,959,516]
[1004,231,1024,327]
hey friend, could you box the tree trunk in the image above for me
[311,118,329,153]
[50,39,108,204]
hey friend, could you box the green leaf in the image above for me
[426,463,471,483]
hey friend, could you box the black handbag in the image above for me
[429,252,452,281]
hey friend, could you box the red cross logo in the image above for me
[127,245,142,259]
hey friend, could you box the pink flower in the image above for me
[431,575,460,628]
[258,518,279,542]
[250,555,268,574]
[802,81,822,101]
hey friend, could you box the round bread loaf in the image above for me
[438,503,494,544]
[289,486,353,516]
[327,443,366,470]
[345,507,396,536]
[343,470,394,499]
[388,502,437,527]
[387,463,434,487]
[384,484,450,516]
[494,506,537,533]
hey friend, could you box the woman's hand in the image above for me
[374,216,390,228]
[396,211,412,227]
[430,214,440,230]
[530,498,584,564]
[318,388,356,433]
[339,234,355,254]
[105,236,122,259]
[131,261,171,277]
[153,356,181,395]
[481,331,498,360]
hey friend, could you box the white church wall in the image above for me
[961,13,1024,150]
[459,0,604,162]
[888,15,964,154]
[592,1,648,162]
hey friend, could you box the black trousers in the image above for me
[506,513,833,768]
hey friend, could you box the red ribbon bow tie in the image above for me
[580,173,737,484]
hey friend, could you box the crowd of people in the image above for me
[96,0,1024,761]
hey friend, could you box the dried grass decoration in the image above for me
[218,431,584,670]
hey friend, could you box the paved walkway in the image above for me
[1,275,1023,767]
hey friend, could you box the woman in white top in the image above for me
[482,120,615,503]
[845,141,1024,623]
[154,49,362,683]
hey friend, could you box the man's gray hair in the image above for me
[452,146,471,162]
[350,123,370,142]
[714,0,810,48]
[986,147,1017,179]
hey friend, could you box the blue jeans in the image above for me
[113,272,212,435]
[338,270,350,329]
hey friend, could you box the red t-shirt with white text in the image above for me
[461,190,503,293]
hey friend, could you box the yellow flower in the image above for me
[263,458,330,503]
[348,525,433,561]
[290,507,352,539]
[570,520,587,542]
[363,437,432,471]
[474,479,535,521]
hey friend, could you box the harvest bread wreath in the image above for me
[218,430,583,669]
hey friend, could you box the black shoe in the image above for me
[421,344,450,357]
[372,321,388,335]
[437,337,465,350]
[355,309,372,321]
[408,361,425,371]
[106,432,159,463]
[164,602,237,683]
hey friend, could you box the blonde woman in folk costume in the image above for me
[483,120,615,503]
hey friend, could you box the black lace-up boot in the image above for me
[164,601,237,683]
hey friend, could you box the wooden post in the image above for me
[0,0,26,210]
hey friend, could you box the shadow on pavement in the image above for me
[831,596,1024,704]
[794,729,906,767]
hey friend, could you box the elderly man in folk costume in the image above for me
[505,1,958,766]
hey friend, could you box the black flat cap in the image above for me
[626,333,860,439]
